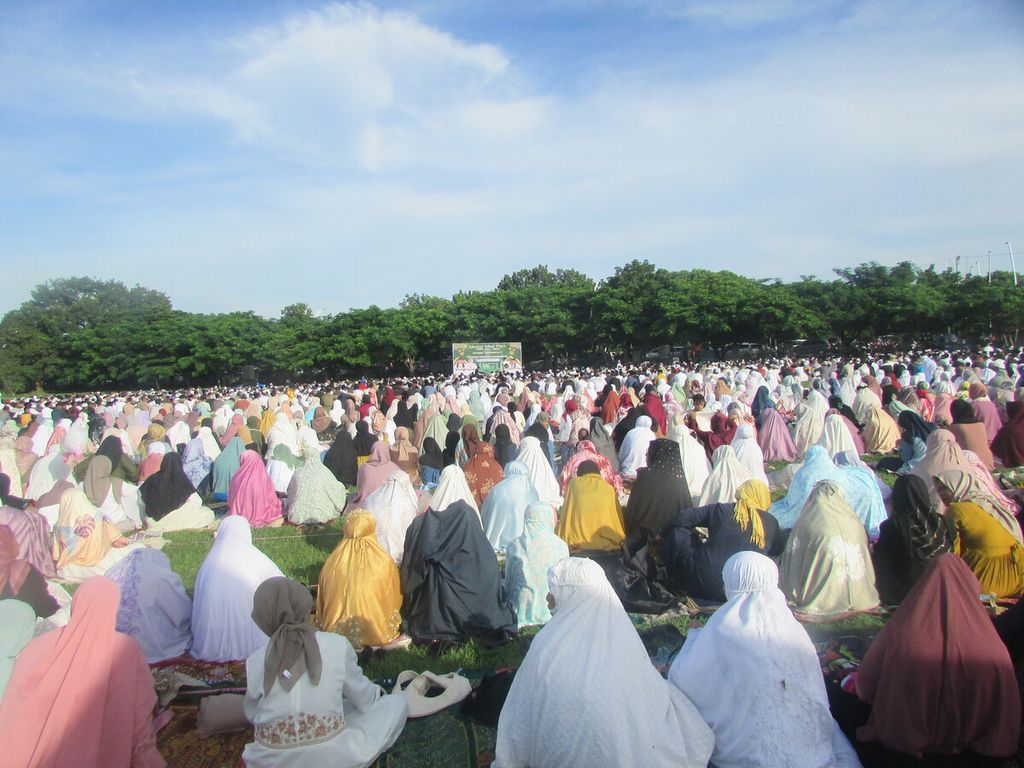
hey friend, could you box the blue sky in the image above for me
[1,0,1022,316]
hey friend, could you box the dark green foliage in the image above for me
[0,262,1012,391]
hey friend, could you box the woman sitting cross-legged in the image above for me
[242,577,408,768]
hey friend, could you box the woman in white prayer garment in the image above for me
[493,557,714,768]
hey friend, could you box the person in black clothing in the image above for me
[624,439,692,537]
[658,479,779,602]
[400,499,516,643]
[872,474,955,605]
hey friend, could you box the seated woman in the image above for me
[624,438,693,537]
[137,441,167,483]
[557,461,626,552]
[935,470,1024,598]
[516,436,561,508]
[659,480,779,602]
[0,524,58,619]
[54,488,144,582]
[400,499,516,643]
[838,554,1020,762]
[910,429,974,509]
[0,577,165,768]
[228,450,283,528]
[872,475,955,605]
[417,437,444,488]
[949,399,995,469]
[668,552,859,768]
[139,452,215,532]
[480,460,539,551]
[181,436,214,497]
[757,405,800,463]
[82,455,144,530]
[352,420,377,467]
[211,436,245,502]
[0,494,55,578]
[992,400,1024,468]
[504,500,570,628]
[861,405,899,454]
[352,442,400,507]
[323,429,358,487]
[969,382,1002,443]
[71,434,140,483]
[106,548,193,663]
[191,515,285,661]
[363,470,419,564]
[388,426,420,486]
[286,446,347,525]
[697,445,753,506]
[316,510,402,649]
[463,439,504,509]
[427,464,480,520]
[769,446,887,537]
[557,438,623,500]
[875,410,933,473]
[780,480,880,617]
[494,558,714,768]
[243,577,407,768]
[618,415,657,478]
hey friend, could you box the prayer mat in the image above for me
[158,703,251,768]
[153,655,248,689]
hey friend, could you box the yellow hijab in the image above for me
[557,472,625,552]
[734,479,769,549]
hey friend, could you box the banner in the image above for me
[452,342,523,375]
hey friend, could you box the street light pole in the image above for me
[1008,241,1018,286]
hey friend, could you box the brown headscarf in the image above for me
[82,455,123,506]
[251,577,322,696]
[461,423,482,460]
[311,407,332,435]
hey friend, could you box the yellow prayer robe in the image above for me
[950,501,1024,599]
[316,510,402,649]
[557,473,626,552]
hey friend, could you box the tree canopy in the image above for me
[0,262,1018,392]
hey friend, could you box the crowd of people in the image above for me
[0,345,1023,766]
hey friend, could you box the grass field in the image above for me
[161,474,889,683]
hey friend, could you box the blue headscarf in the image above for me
[769,446,887,536]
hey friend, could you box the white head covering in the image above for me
[165,420,191,449]
[194,425,221,461]
[817,413,858,461]
[363,469,419,564]
[668,423,712,497]
[618,416,656,478]
[24,446,71,500]
[668,552,850,767]
[429,465,480,520]
[698,445,754,506]
[730,423,769,485]
[494,557,714,768]
[190,516,284,662]
[515,436,562,508]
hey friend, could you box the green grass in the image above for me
[163,517,347,592]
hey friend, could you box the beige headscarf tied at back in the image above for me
[252,577,322,695]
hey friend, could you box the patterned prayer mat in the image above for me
[158,703,251,768]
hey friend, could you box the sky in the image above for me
[1,0,1022,317]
